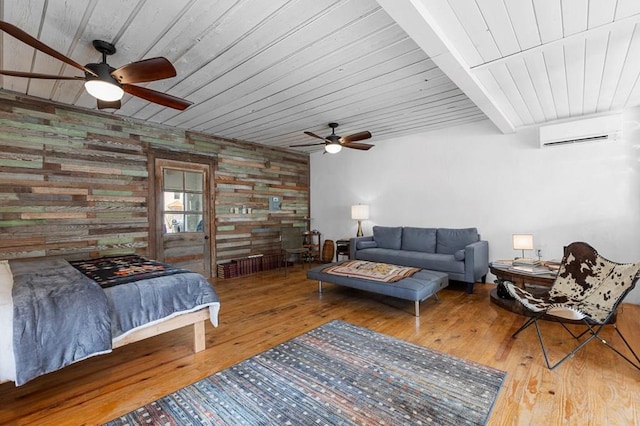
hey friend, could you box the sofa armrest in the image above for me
[350,236,374,259]
[464,240,489,283]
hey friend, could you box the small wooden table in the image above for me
[489,264,557,289]
[335,239,350,261]
[489,264,557,316]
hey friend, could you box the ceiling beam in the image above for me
[377,0,515,133]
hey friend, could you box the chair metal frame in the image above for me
[512,300,640,371]
[279,227,310,276]
[508,241,640,371]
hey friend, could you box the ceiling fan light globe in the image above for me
[84,79,124,101]
[325,143,342,154]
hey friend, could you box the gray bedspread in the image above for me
[104,271,219,339]
[10,258,111,386]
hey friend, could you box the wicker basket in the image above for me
[322,239,335,263]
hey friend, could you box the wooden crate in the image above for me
[217,253,283,278]
[217,261,238,278]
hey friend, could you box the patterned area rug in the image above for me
[322,260,421,282]
[105,320,505,425]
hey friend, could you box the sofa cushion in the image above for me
[436,228,479,254]
[454,249,465,261]
[401,227,437,253]
[355,248,464,274]
[373,226,402,250]
[357,240,378,250]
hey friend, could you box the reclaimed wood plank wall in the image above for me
[0,91,310,268]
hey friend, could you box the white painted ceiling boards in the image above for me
[1,0,639,152]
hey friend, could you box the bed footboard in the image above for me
[112,308,210,352]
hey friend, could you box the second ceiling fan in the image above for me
[291,122,373,153]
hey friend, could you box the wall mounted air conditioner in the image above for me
[539,114,623,148]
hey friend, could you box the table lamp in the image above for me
[351,204,369,237]
[512,234,534,260]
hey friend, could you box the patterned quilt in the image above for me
[70,255,189,288]
[322,260,420,283]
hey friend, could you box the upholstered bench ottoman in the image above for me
[307,261,448,316]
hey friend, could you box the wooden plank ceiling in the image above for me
[1,0,639,153]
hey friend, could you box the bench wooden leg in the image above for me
[414,301,420,317]
[193,320,206,352]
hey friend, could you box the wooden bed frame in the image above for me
[1,307,211,385]
[113,307,210,352]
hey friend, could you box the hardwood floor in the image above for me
[1,266,639,425]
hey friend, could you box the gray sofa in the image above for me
[350,226,489,293]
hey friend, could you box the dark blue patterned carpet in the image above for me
[105,320,505,425]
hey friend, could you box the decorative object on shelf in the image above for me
[512,234,534,261]
[351,204,369,237]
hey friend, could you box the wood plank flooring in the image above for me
[1,266,639,425]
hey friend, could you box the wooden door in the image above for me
[154,158,212,276]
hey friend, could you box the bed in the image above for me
[0,255,220,386]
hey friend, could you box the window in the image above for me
[162,169,204,233]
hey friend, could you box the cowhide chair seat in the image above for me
[505,241,640,371]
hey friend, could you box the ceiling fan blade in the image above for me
[0,21,96,76]
[289,142,326,147]
[304,131,331,142]
[0,70,84,80]
[97,99,121,110]
[122,84,193,110]
[341,131,372,143]
[111,57,177,84]
[343,142,374,151]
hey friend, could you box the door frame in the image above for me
[148,148,217,277]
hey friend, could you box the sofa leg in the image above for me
[466,282,474,294]
[481,274,487,283]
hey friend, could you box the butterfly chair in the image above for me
[280,227,310,276]
[505,241,640,371]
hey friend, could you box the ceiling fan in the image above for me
[0,21,192,111]
[290,122,373,154]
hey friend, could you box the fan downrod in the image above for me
[92,40,116,56]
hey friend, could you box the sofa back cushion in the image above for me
[372,226,403,249]
[436,228,479,254]
[356,240,378,250]
[401,227,437,253]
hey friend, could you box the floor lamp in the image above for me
[351,204,369,237]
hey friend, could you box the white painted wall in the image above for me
[310,107,640,303]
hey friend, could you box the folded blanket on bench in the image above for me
[322,260,420,283]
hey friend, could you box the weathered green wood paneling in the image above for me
[0,91,309,265]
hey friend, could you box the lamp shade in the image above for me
[512,234,534,251]
[325,143,342,154]
[351,204,370,220]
